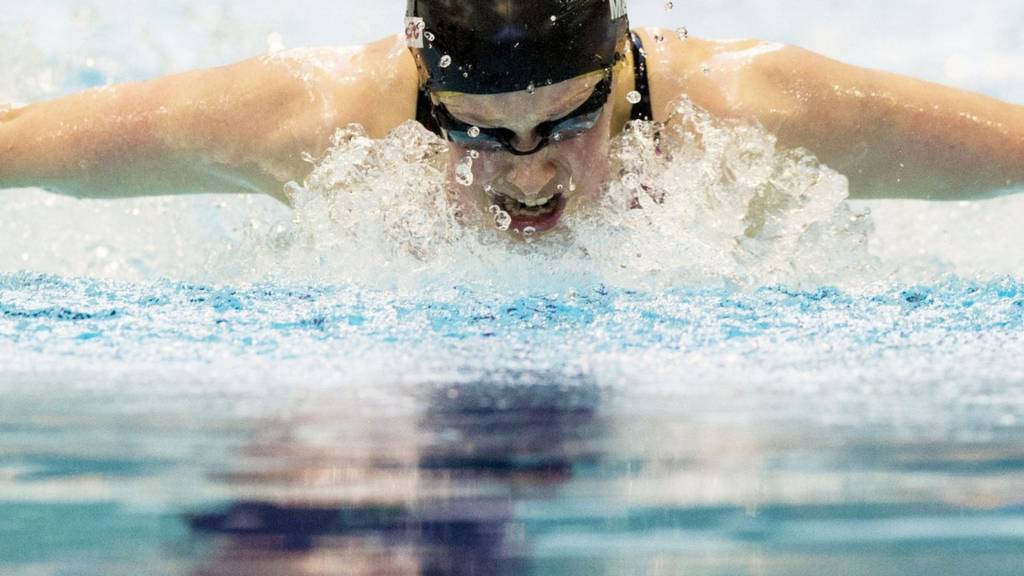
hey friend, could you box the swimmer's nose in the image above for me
[505,159,557,197]
[510,130,544,153]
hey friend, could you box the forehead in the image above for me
[436,72,603,126]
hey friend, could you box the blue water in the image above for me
[1,272,1023,574]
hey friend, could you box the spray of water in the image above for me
[2,95,878,290]
[208,97,876,291]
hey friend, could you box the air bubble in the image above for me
[677,26,689,40]
[439,55,452,68]
[527,82,537,95]
[664,1,674,10]
[468,126,481,138]
[455,157,474,186]
[488,205,501,215]
[469,150,480,159]
[424,31,435,42]
[523,226,537,237]
[654,34,664,43]
[550,15,557,22]
[627,91,643,104]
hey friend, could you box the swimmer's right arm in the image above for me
[0,36,418,203]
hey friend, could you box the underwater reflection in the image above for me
[177,368,1024,576]
[186,373,603,576]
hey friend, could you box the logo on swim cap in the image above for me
[610,0,627,19]
[404,17,425,48]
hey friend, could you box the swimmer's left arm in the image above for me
[662,36,1024,200]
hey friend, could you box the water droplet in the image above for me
[523,226,536,237]
[424,31,435,42]
[677,26,689,40]
[467,126,481,138]
[626,91,642,104]
[494,210,512,231]
[266,32,285,54]
[439,55,452,68]
[469,150,480,159]
[527,82,537,95]
[618,171,634,189]
[664,1,674,10]
[455,157,474,186]
[622,173,640,190]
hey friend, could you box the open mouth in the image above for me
[489,191,567,234]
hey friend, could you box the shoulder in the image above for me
[631,27,790,121]
[256,35,420,138]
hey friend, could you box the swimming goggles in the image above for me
[429,74,613,156]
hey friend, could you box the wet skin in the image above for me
[1,30,1023,230]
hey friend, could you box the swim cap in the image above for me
[405,0,630,95]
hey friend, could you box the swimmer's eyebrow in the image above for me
[444,81,599,127]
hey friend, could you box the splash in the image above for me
[218,98,876,291]
[1,97,878,290]
[5,90,1018,291]
[571,98,877,288]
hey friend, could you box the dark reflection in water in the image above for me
[2,368,1023,575]
[186,374,603,575]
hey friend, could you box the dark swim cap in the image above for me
[405,0,630,95]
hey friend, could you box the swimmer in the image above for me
[1,0,1022,234]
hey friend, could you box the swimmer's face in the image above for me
[434,71,612,235]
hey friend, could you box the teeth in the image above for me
[521,195,553,207]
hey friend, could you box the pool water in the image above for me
[2,1,1024,575]
[1,273,1022,575]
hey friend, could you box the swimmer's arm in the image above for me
[0,62,304,203]
[671,38,1024,200]
[0,38,418,203]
